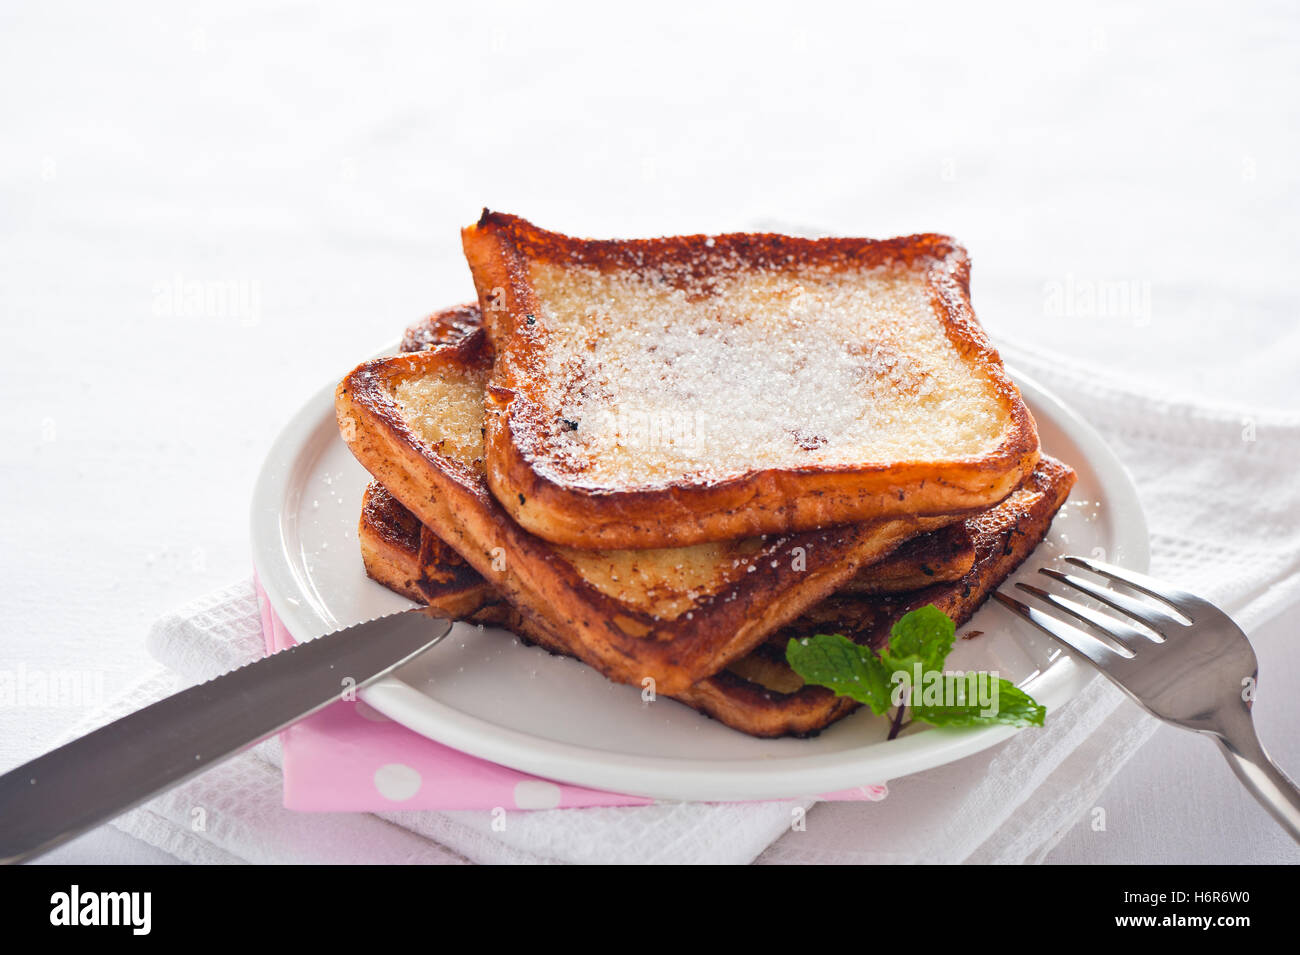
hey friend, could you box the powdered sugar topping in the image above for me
[520,260,1009,488]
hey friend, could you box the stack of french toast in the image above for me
[336,212,1075,738]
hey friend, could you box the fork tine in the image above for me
[1015,582,1154,649]
[1038,568,1185,637]
[1062,556,1203,620]
[993,591,1135,673]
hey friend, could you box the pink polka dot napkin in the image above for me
[258,581,888,811]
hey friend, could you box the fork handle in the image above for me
[1212,709,1300,843]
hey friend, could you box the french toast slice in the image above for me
[358,454,1074,737]
[360,482,493,616]
[358,481,430,603]
[675,456,1075,734]
[337,323,967,695]
[400,303,482,353]
[361,481,971,618]
[461,211,1040,549]
[397,305,976,594]
[836,521,975,594]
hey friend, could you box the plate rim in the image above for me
[251,358,1150,801]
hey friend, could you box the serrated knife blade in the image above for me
[0,608,451,864]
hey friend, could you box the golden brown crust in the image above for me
[358,483,429,603]
[358,485,532,630]
[357,455,1075,737]
[359,483,493,614]
[357,480,862,734]
[400,304,483,353]
[352,302,1068,736]
[761,457,1076,648]
[398,304,970,597]
[672,456,1076,736]
[840,521,975,594]
[337,329,971,695]
[461,211,1041,550]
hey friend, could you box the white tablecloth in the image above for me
[3,0,1298,863]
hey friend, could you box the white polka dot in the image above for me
[373,763,422,801]
[354,702,391,722]
[512,779,562,810]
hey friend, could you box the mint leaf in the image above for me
[784,606,1048,734]
[785,634,894,715]
[878,604,955,677]
[912,676,1046,728]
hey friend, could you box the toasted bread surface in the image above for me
[461,211,1040,549]
[337,327,965,694]
[358,482,430,603]
[400,304,482,353]
[355,480,891,734]
[676,455,1076,735]
[359,483,493,616]
[358,453,1073,737]
[403,303,982,600]
[838,521,975,594]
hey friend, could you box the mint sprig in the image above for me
[878,604,955,676]
[912,678,1045,728]
[785,633,893,715]
[785,605,1045,736]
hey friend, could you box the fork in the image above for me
[994,555,1300,843]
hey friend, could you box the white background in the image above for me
[2,0,1298,863]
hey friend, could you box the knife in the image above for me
[0,608,451,864]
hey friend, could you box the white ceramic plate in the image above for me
[251,358,1148,801]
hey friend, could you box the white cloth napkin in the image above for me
[68,337,1300,864]
[68,653,811,865]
